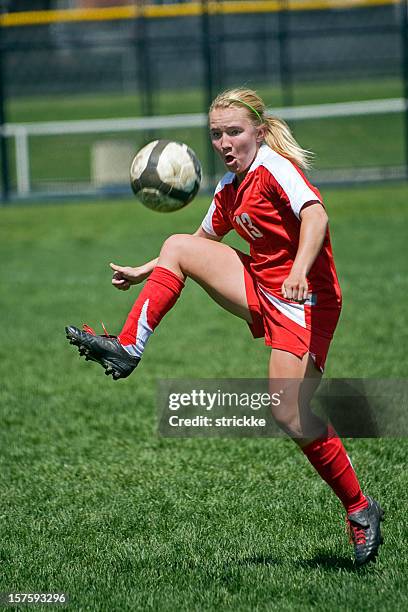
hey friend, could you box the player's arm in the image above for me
[110,259,158,291]
[281,202,328,301]
[110,227,222,291]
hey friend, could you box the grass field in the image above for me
[7,77,403,122]
[0,182,407,611]
[6,77,405,189]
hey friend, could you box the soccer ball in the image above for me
[130,140,202,212]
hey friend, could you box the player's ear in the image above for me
[256,125,266,143]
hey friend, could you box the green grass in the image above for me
[11,112,402,188]
[7,77,403,123]
[5,77,404,189]
[7,114,405,190]
[1,183,408,610]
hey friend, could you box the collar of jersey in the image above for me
[247,143,270,175]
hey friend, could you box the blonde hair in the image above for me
[209,87,313,170]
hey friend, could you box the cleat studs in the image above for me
[66,328,133,380]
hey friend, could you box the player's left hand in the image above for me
[281,273,309,302]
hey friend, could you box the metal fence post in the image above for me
[401,0,408,179]
[135,2,154,119]
[0,13,10,203]
[277,0,294,108]
[201,0,217,189]
[213,0,224,92]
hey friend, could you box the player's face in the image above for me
[209,107,264,181]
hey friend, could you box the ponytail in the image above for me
[264,116,313,170]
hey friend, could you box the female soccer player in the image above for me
[66,88,383,565]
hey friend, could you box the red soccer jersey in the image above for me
[201,144,342,317]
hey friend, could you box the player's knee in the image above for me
[160,234,192,260]
[271,403,324,439]
[271,405,303,438]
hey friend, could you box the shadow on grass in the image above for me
[298,553,356,572]
[234,553,358,572]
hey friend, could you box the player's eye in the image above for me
[210,131,221,140]
[229,129,242,136]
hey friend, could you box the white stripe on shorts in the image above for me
[258,286,306,328]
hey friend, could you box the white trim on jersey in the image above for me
[201,201,218,236]
[214,171,235,194]
[258,285,306,328]
[201,172,235,236]
[249,144,321,219]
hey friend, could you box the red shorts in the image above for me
[240,253,341,372]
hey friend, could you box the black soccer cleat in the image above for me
[347,495,384,566]
[65,324,140,380]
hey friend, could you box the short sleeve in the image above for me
[262,155,322,220]
[201,174,235,237]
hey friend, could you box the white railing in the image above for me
[2,97,405,196]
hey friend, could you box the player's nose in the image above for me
[220,133,232,149]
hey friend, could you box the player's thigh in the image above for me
[269,349,322,380]
[161,234,252,323]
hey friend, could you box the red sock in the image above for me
[118,266,184,357]
[301,426,368,515]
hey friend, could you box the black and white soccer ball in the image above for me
[130,140,202,212]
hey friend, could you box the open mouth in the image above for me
[224,154,235,165]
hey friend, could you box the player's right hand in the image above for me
[110,262,149,290]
